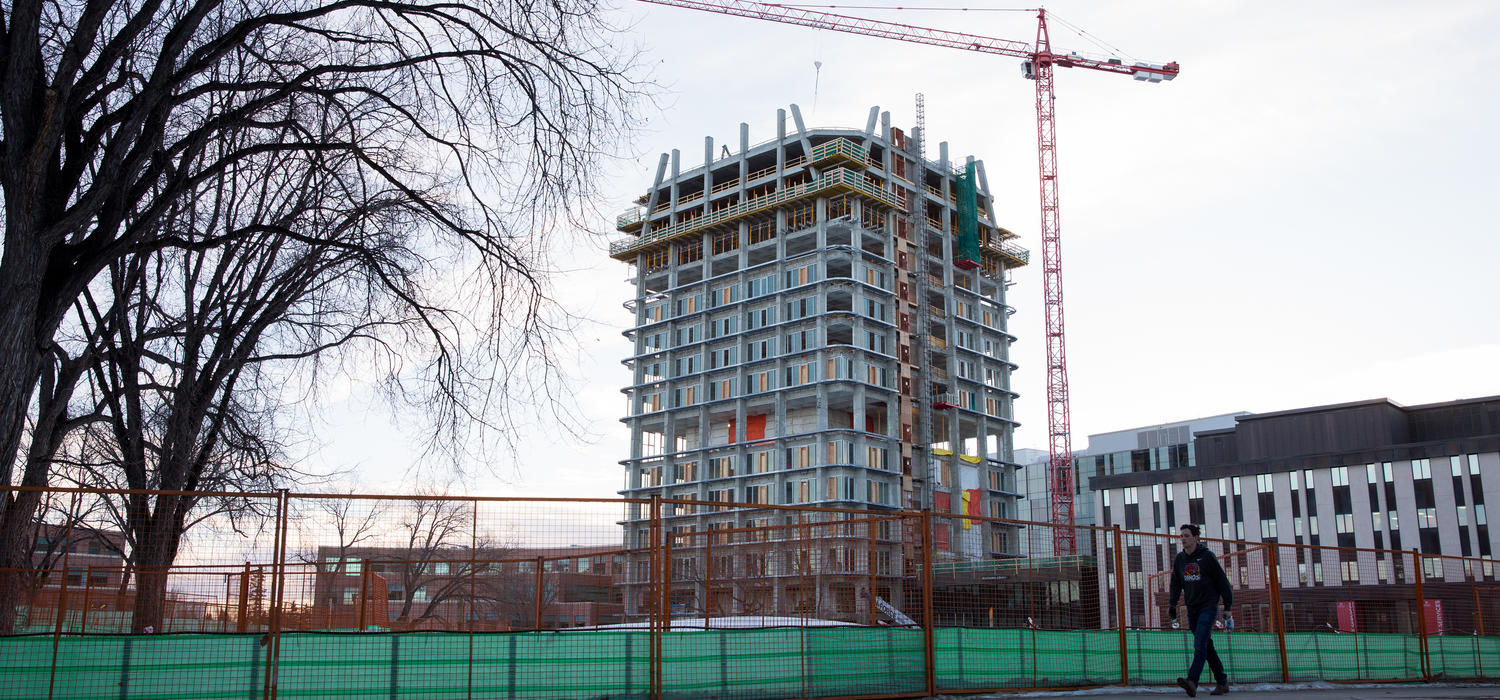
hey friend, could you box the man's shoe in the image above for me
[1176,677,1198,697]
[1209,683,1229,696]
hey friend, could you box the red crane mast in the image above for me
[640,0,1179,555]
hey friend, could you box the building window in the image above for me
[1412,458,1432,480]
[785,264,817,288]
[708,347,736,369]
[639,467,661,488]
[746,274,775,298]
[785,362,813,386]
[826,356,853,379]
[785,296,815,320]
[750,370,774,392]
[785,479,812,504]
[1340,561,1359,584]
[746,305,775,329]
[1423,556,1444,580]
[746,337,775,361]
[708,315,738,338]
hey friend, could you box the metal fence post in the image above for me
[1266,542,1289,683]
[705,527,713,625]
[649,494,662,700]
[663,536,674,633]
[1113,525,1128,685]
[1472,572,1485,637]
[533,556,545,630]
[47,492,81,700]
[80,566,93,633]
[867,521,878,626]
[264,490,289,700]
[468,500,477,700]
[238,562,251,634]
[921,510,936,698]
[1413,548,1430,681]
[357,566,370,632]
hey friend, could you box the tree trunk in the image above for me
[0,490,43,633]
[0,224,49,484]
[129,496,187,634]
[0,232,51,633]
[131,565,168,634]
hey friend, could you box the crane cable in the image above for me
[770,4,1136,62]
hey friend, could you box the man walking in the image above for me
[1168,524,1232,696]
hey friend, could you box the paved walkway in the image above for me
[958,682,1500,699]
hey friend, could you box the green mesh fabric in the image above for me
[3,628,1495,699]
[955,162,981,268]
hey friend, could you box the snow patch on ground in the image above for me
[581,615,868,631]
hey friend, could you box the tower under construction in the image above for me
[612,104,1031,620]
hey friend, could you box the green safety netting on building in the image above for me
[3,628,1498,700]
[954,162,981,268]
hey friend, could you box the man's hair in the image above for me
[1179,524,1201,537]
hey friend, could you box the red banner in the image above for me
[1424,599,1445,636]
[1336,601,1357,633]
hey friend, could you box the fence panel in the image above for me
[1135,533,1293,686]
[1424,552,1500,681]
[657,503,925,699]
[1,487,281,700]
[1272,541,1424,682]
[11,485,1498,699]
[928,515,1114,693]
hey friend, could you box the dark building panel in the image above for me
[1095,394,1500,491]
[1194,428,1236,468]
[1407,397,1500,442]
[1233,400,1407,463]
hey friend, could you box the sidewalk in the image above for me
[960,682,1500,699]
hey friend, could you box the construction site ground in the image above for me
[965,681,1500,700]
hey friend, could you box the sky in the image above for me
[314,0,1500,498]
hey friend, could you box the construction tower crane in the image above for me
[640,0,1179,555]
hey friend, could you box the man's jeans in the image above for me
[1187,605,1227,685]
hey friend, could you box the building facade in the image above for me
[1015,413,1247,559]
[311,545,625,630]
[1091,395,1500,632]
[610,104,1030,619]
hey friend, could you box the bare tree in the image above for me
[383,496,473,625]
[0,0,644,629]
[294,491,387,609]
[59,145,426,631]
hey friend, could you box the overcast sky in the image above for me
[315,1,1500,497]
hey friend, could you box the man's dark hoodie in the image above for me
[1168,545,1233,612]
